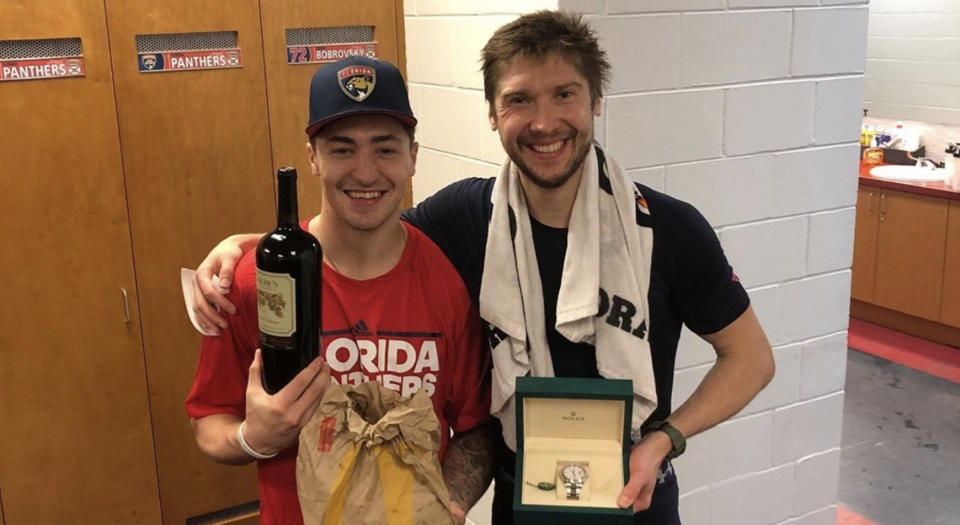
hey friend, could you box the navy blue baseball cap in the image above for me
[305,56,417,137]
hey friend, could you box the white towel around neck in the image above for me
[480,145,658,450]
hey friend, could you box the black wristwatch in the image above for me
[643,420,686,460]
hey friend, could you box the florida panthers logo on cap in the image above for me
[338,65,376,102]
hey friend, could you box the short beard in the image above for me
[513,134,593,190]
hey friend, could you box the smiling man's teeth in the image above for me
[531,141,564,153]
[346,191,382,199]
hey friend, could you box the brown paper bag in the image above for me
[296,381,454,525]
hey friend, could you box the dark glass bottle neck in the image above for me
[277,171,299,227]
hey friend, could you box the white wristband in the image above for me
[237,421,278,460]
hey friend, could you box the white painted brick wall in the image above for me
[589,15,681,93]
[627,165,666,193]
[728,0,817,8]
[665,155,775,227]
[779,506,838,525]
[607,89,724,167]
[675,326,719,370]
[405,17,457,86]
[772,393,844,464]
[777,271,851,344]
[807,208,856,275]
[740,343,802,416]
[792,7,869,76]
[414,149,461,201]
[749,285,781,346]
[679,486,711,525]
[864,0,960,124]
[674,412,774,491]
[815,77,866,146]
[606,0,723,13]
[403,2,864,524]
[709,463,794,525]
[793,448,842,516]
[452,16,517,90]
[772,144,860,217]
[725,81,817,155]
[680,11,792,87]
[800,332,848,400]
[720,216,809,288]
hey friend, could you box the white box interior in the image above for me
[520,397,626,508]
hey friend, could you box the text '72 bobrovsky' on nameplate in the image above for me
[286,42,377,65]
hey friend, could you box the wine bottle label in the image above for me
[256,269,297,337]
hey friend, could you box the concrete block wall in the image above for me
[402,1,867,524]
[864,0,960,125]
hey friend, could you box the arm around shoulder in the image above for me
[192,232,264,331]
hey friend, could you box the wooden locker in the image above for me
[851,187,879,303]
[0,1,162,523]
[940,201,960,328]
[259,0,412,214]
[102,1,275,522]
[873,189,949,322]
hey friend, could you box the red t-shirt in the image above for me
[185,222,491,525]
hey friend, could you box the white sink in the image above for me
[869,165,946,183]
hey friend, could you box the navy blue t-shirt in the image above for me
[400,166,749,522]
[401,176,749,423]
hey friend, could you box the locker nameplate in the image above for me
[0,37,85,82]
[1,57,85,82]
[138,49,242,73]
[286,42,377,65]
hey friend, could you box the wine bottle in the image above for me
[255,167,322,394]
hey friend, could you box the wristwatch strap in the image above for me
[564,480,582,500]
[643,419,686,460]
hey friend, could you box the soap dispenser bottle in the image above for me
[862,137,884,166]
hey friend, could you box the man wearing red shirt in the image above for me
[185,56,493,525]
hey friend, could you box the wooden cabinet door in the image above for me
[851,187,880,302]
[0,2,162,524]
[941,201,960,328]
[103,1,275,522]
[873,189,949,321]
[259,0,408,214]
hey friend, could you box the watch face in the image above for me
[562,464,587,483]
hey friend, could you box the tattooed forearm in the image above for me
[441,419,499,510]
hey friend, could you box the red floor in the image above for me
[847,318,960,384]
[836,505,881,525]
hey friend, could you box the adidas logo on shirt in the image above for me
[351,319,372,336]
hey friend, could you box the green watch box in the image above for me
[513,376,634,525]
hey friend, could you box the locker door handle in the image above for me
[868,191,875,212]
[879,194,887,222]
[121,288,131,323]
